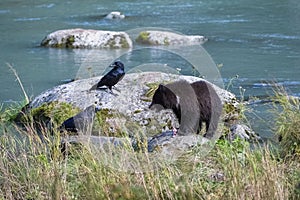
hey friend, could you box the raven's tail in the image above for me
[89,84,98,91]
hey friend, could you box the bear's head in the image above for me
[149,84,179,111]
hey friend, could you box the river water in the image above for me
[0,0,300,139]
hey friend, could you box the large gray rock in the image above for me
[41,28,132,49]
[135,31,208,45]
[30,72,233,110]
[30,72,255,154]
[31,72,229,133]
[30,72,237,135]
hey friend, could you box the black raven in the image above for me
[89,61,125,92]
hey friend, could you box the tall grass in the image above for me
[6,63,29,104]
[213,140,292,200]
[270,86,300,199]
[0,121,298,199]
[271,86,300,160]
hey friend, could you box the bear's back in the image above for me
[191,81,221,109]
[191,80,222,138]
[165,80,200,135]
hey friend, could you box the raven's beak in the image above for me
[109,63,117,68]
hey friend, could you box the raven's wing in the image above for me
[114,68,125,80]
[90,68,125,90]
[97,68,119,87]
[97,68,125,87]
[96,74,113,88]
[89,68,115,90]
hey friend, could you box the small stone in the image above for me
[229,124,260,141]
[105,11,125,19]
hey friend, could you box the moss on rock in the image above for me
[135,31,151,45]
[65,35,75,48]
[94,109,127,137]
[30,101,80,125]
[163,37,170,45]
[223,102,242,123]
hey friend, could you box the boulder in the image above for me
[29,72,256,153]
[30,72,238,134]
[30,72,234,110]
[135,31,208,45]
[41,28,132,49]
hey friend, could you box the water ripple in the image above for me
[14,17,45,21]
[251,33,300,40]
[0,10,10,14]
[36,3,55,8]
[253,81,300,88]
[207,19,250,24]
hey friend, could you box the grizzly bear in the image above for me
[149,80,222,138]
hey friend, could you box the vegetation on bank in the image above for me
[271,87,300,160]
[0,88,299,200]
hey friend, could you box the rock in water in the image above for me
[136,30,207,45]
[41,28,132,48]
[105,11,125,19]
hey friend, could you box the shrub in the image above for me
[271,87,300,160]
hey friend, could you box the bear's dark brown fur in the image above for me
[149,80,222,138]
